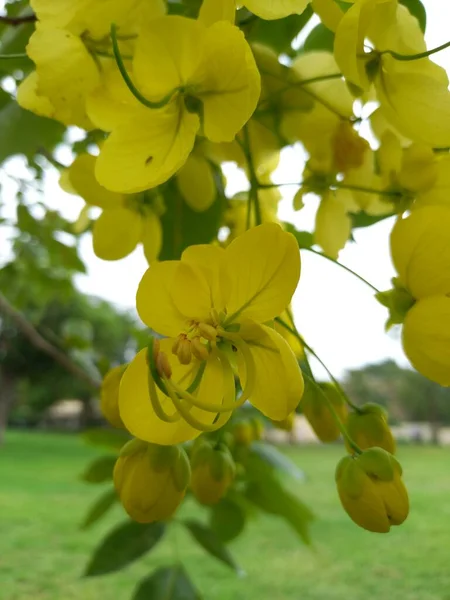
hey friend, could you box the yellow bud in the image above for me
[100,365,127,429]
[114,440,190,523]
[336,448,409,533]
[346,403,396,454]
[233,421,254,446]
[302,380,347,443]
[190,442,235,505]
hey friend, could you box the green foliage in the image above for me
[80,487,118,530]
[132,566,201,600]
[183,520,241,572]
[248,7,313,56]
[85,521,167,577]
[303,23,335,53]
[400,0,426,32]
[209,499,246,544]
[80,455,116,484]
[82,428,130,451]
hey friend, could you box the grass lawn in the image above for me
[1,431,450,600]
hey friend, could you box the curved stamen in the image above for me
[219,331,256,405]
[147,368,181,423]
[110,23,177,110]
[164,378,232,432]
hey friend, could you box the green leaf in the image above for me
[84,521,167,577]
[80,488,118,530]
[82,428,130,450]
[350,211,395,229]
[400,0,426,32]
[132,565,201,600]
[46,238,86,273]
[282,223,314,249]
[246,480,314,545]
[17,204,40,236]
[302,23,335,53]
[80,455,117,484]
[248,442,305,481]
[182,520,241,572]
[0,98,65,165]
[248,7,313,55]
[209,499,246,544]
[159,175,226,260]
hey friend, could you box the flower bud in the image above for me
[346,403,396,454]
[100,365,127,429]
[113,439,190,523]
[302,380,347,443]
[336,448,409,533]
[190,441,235,505]
[233,421,254,445]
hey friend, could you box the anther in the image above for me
[191,337,209,361]
[156,351,172,379]
[197,322,217,341]
[177,338,192,365]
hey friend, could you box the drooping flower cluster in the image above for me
[18,0,450,533]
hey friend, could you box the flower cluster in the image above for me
[19,0,450,534]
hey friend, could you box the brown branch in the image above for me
[0,292,101,390]
[0,14,37,26]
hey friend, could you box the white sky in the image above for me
[1,0,448,378]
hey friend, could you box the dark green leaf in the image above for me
[0,11,34,75]
[80,488,118,530]
[246,480,314,545]
[80,455,117,484]
[17,204,40,236]
[350,211,395,229]
[210,499,246,544]
[46,238,86,273]
[82,428,130,450]
[249,442,305,481]
[302,24,335,53]
[132,565,201,600]
[159,175,226,260]
[248,7,313,55]
[283,223,314,248]
[84,521,166,577]
[400,0,426,32]
[0,98,65,165]
[183,520,241,572]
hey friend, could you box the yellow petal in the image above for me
[66,154,124,208]
[133,16,204,101]
[238,323,304,420]
[376,62,450,148]
[96,102,199,193]
[417,156,450,209]
[224,223,300,324]
[141,211,162,264]
[199,0,235,25]
[136,261,186,336]
[390,207,450,299]
[26,25,98,127]
[92,208,141,260]
[311,0,344,32]
[176,154,216,212]
[402,296,450,386]
[119,347,218,445]
[398,143,438,193]
[16,71,56,120]
[171,261,214,323]
[181,244,229,313]
[244,0,310,20]
[314,193,351,259]
[197,21,261,143]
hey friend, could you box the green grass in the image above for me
[1,432,450,600]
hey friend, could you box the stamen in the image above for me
[191,337,209,361]
[147,368,180,423]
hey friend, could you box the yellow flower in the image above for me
[190,440,235,505]
[114,439,190,523]
[346,404,396,454]
[335,0,450,147]
[100,365,127,429]
[62,154,162,262]
[119,223,304,445]
[388,206,450,384]
[336,448,409,533]
[95,15,260,193]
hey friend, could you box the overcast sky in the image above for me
[1,0,448,378]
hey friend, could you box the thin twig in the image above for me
[0,293,101,389]
[0,14,36,26]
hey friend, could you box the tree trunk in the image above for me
[0,368,17,445]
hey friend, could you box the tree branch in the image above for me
[0,293,101,390]
[0,14,37,26]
